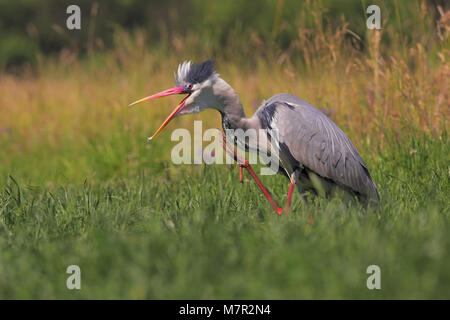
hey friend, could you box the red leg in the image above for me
[240,160,283,215]
[220,132,296,215]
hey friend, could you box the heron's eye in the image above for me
[184,84,193,93]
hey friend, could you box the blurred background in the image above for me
[0,0,448,69]
[1,0,448,184]
[0,0,448,184]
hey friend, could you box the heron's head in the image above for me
[129,60,225,141]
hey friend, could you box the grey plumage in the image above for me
[255,93,379,204]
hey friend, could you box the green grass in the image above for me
[0,134,448,299]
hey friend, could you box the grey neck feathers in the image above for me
[214,78,247,130]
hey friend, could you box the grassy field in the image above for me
[0,135,449,299]
[0,2,449,299]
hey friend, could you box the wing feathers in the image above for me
[257,94,379,201]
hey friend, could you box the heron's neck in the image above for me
[214,78,248,130]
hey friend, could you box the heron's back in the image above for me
[257,93,379,203]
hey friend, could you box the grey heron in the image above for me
[129,60,379,214]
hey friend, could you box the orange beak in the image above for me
[129,87,189,141]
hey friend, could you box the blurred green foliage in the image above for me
[0,0,447,69]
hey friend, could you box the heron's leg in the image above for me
[285,174,296,213]
[241,160,283,215]
[239,162,298,215]
[219,131,301,215]
[292,170,314,224]
[238,160,283,215]
[218,130,246,182]
[219,132,283,215]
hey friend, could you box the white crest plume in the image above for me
[174,60,217,87]
[174,61,193,87]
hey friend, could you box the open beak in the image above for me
[129,87,189,141]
